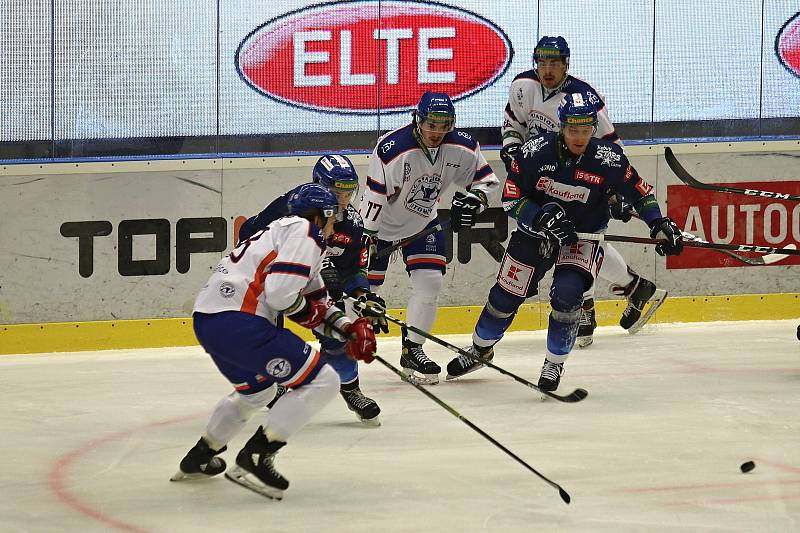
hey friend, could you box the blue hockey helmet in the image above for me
[312,154,359,196]
[558,92,598,127]
[287,183,339,220]
[414,91,456,131]
[533,36,570,65]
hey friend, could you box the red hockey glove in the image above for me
[344,317,377,363]
[286,296,328,329]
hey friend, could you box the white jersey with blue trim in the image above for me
[358,123,499,241]
[193,216,326,323]
[502,71,620,147]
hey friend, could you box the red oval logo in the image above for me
[235,0,513,114]
[777,12,800,78]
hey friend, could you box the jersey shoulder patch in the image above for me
[563,76,606,111]
[376,124,417,165]
[443,128,478,151]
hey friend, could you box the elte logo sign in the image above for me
[776,12,800,78]
[235,0,512,114]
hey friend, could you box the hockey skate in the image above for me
[170,437,227,482]
[225,426,288,500]
[400,340,441,385]
[576,298,596,348]
[446,344,494,380]
[617,275,667,335]
[340,384,381,426]
[538,359,564,393]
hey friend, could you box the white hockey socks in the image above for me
[405,269,444,344]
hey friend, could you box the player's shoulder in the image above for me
[562,76,606,110]
[586,139,627,170]
[442,128,479,151]
[344,204,363,227]
[519,131,557,160]
[375,124,417,164]
[276,216,327,250]
[512,68,539,84]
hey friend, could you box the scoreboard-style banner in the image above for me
[667,181,800,269]
[2,1,800,142]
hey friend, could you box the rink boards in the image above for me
[1,140,799,353]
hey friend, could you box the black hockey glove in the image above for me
[355,291,389,334]
[649,217,683,256]
[450,190,486,232]
[499,143,521,174]
[320,258,343,301]
[606,192,634,223]
[531,203,578,248]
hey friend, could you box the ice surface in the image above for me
[1,320,798,532]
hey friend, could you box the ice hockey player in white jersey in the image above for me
[358,91,500,385]
[501,36,665,347]
[171,183,377,500]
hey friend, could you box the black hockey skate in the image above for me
[446,344,494,380]
[170,437,227,482]
[618,274,667,334]
[266,384,287,409]
[341,380,381,426]
[225,426,288,500]
[400,340,441,385]
[576,298,597,349]
[538,359,564,392]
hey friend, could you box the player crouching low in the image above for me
[171,183,377,500]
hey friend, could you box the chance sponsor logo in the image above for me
[776,12,800,78]
[236,0,513,114]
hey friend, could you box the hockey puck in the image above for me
[740,461,756,473]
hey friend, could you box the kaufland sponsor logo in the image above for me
[235,0,513,114]
[536,177,590,203]
[776,12,800,78]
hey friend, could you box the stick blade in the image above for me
[549,388,589,403]
[559,487,571,504]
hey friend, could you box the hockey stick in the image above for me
[372,354,572,504]
[346,296,588,403]
[664,147,800,201]
[373,218,451,260]
[625,210,789,266]
[576,232,800,256]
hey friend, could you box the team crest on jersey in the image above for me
[528,111,558,136]
[219,282,235,298]
[265,358,292,379]
[405,174,442,217]
[521,137,547,158]
[595,146,622,167]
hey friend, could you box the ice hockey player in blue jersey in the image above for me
[501,35,664,348]
[447,92,683,391]
[239,154,389,425]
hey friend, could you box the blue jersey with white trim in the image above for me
[504,132,662,233]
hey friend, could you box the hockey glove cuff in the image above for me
[649,217,683,256]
